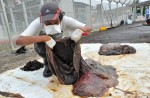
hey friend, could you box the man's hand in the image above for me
[71,29,84,43]
[45,37,56,49]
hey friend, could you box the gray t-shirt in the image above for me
[20,16,85,37]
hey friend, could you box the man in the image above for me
[145,7,149,20]
[16,2,92,77]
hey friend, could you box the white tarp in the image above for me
[0,43,150,98]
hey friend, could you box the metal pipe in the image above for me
[40,0,44,5]
[10,8,17,35]
[72,0,75,18]
[101,0,104,26]
[116,3,118,24]
[133,0,136,21]
[109,1,112,27]
[0,0,14,49]
[141,6,143,17]
[0,13,7,35]
[89,0,92,27]
[22,1,28,27]
[113,0,121,25]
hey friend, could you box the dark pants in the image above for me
[146,15,149,20]
[34,42,47,65]
[34,32,63,66]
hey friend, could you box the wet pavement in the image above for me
[81,22,150,43]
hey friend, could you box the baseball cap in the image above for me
[40,2,61,23]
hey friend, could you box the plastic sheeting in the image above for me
[0,43,150,98]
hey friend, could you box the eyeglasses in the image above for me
[44,19,60,26]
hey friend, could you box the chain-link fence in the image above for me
[0,0,139,52]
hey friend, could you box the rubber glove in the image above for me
[71,29,84,43]
[45,37,56,49]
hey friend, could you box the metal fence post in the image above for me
[10,8,17,34]
[0,0,14,49]
[133,0,136,21]
[0,13,7,35]
[89,0,92,27]
[101,0,104,26]
[22,1,28,27]
[72,0,75,18]
[140,6,143,16]
[40,0,44,6]
[117,3,119,24]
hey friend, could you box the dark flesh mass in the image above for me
[46,38,119,97]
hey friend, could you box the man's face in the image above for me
[44,19,60,26]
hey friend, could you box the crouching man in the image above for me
[16,2,92,77]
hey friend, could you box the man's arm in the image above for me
[80,25,92,33]
[15,18,50,46]
[16,17,56,49]
[16,35,50,46]
[63,16,92,42]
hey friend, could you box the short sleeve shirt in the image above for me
[20,16,85,37]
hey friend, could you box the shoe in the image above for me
[16,46,27,54]
[43,66,52,77]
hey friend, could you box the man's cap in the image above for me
[40,2,61,23]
